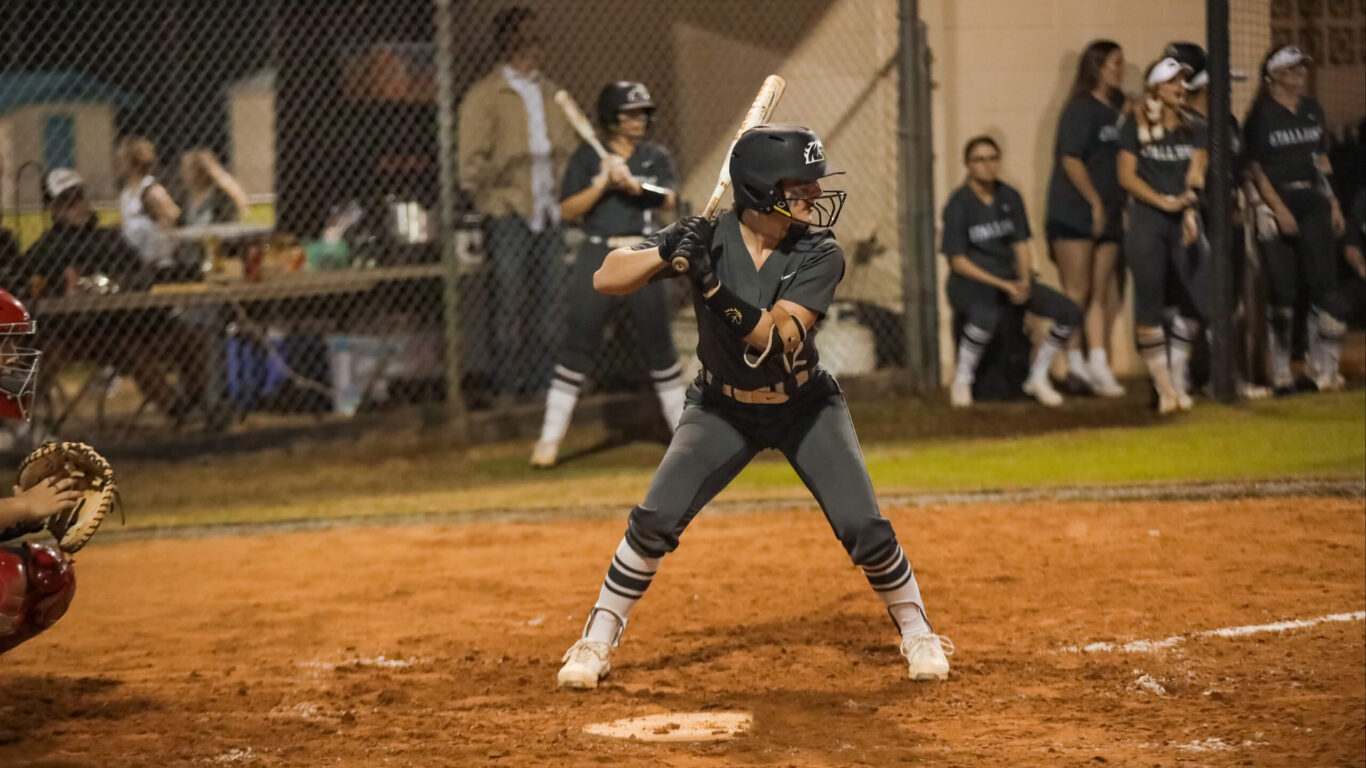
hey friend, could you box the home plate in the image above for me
[582,711,752,743]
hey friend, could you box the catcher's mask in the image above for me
[730,123,846,229]
[0,288,40,421]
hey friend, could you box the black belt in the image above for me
[702,369,810,404]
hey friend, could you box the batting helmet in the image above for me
[729,123,846,228]
[596,82,655,128]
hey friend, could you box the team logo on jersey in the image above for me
[626,84,652,104]
[724,308,744,326]
[804,140,825,165]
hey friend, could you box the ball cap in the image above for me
[1147,57,1194,86]
[1266,45,1312,73]
[44,168,85,201]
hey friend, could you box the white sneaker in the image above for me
[1176,391,1194,411]
[900,633,953,681]
[950,380,973,408]
[1023,375,1063,407]
[557,639,611,690]
[1315,372,1346,392]
[1088,362,1126,397]
[530,439,559,469]
[1238,381,1273,400]
[1157,392,1181,415]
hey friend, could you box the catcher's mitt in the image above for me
[15,442,119,554]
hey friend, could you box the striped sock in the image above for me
[1313,305,1347,379]
[1137,326,1176,398]
[862,542,931,637]
[583,535,661,646]
[955,324,992,385]
[1169,316,1198,395]
[537,365,584,446]
[650,362,686,433]
[1030,323,1073,382]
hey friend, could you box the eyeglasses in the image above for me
[967,155,1000,164]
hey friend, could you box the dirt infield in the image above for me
[2,497,1362,767]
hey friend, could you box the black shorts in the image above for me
[1046,206,1123,246]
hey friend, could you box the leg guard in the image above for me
[0,542,76,655]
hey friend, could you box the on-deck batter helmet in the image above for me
[596,81,655,128]
[729,123,846,228]
[0,288,39,421]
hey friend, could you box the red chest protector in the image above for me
[0,541,76,655]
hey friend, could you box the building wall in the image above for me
[0,101,118,227]
[230,89,276,197]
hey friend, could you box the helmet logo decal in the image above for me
[803,140,825,164]
[627,84,651,103]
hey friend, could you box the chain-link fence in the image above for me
[0,0,911,452]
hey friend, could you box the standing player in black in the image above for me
[556,124,952,689]
[1314,188,1366,387]
[943,136,1083,408]
[1243,46,1348,392]
[1044,40,1128,397]
[530,82,686,468]
[1118,57,1206,414]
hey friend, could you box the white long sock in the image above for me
[1314,305,1347,379]
[584,536,661,646]
[1137,326,1176,398]
[1068,348,1088,377]
[1031,323,1073,382]
[862,543,932,637]
[650,363,686,433]
[955,324,992,384]
[1169,316,1198,395]
[1268,307,1294,385]
[537,365,583,445]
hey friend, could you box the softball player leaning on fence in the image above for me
[555,124,952,690]
[942,136,1083,409]
[1118,57,1208,415]
[530,82,687,469]
[1243,45,1349,393]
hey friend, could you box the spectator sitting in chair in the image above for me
[20,168,198,421]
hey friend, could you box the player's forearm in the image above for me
[1061,157,1102,207]
[594,247,669,295]
[1013,242,1033,281]
[0,497,33,530]
[1247,162,1289,214]
[1346,246,1366,280]
[560,179,608,222]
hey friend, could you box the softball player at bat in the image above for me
[1243,46,1349,393]
[1118,57,1207,414]
[556,124,952,690]
[530,82,686,468]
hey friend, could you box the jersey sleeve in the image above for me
[1056,100,1093,159]
[940,191,967,256]
[1117,117,1140,155]
[1008,187,1032,241]
[779,238,845,316]
[559,143,600,201]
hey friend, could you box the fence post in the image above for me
[898,0,939,393]
[1207,0,1236,403]
[434,0,467,437]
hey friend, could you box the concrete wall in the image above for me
[0,101,118,213]
[230,88,276,198]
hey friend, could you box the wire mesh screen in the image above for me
[0,0,906,449]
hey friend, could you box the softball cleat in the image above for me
[900,633,953,682]
[558,639,611,690]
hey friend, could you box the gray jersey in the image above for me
[561,141,676,237]
[638,210,845,390]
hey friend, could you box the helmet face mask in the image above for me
[775,180,847,228]
[0,289,39,421]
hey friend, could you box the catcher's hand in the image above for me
[15,442,120,555]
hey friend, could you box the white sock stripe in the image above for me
[964,324,992,344]
[863,547,905,575]
[649,362,683,380]
[554,365,587,382]
[873,569,915,592]
[611,554,656,579]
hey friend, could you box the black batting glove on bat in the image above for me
[677,233,719,294]
[658,216,714,264]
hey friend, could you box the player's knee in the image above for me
[0,543,76,655]
[839,516,898,566]
[625,506,680,559]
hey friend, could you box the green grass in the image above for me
[117,391,1365,530]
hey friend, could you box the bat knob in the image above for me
[671,255,689,273]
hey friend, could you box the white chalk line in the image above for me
[1064,611,1366,654]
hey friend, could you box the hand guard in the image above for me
[15,442,119,555]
